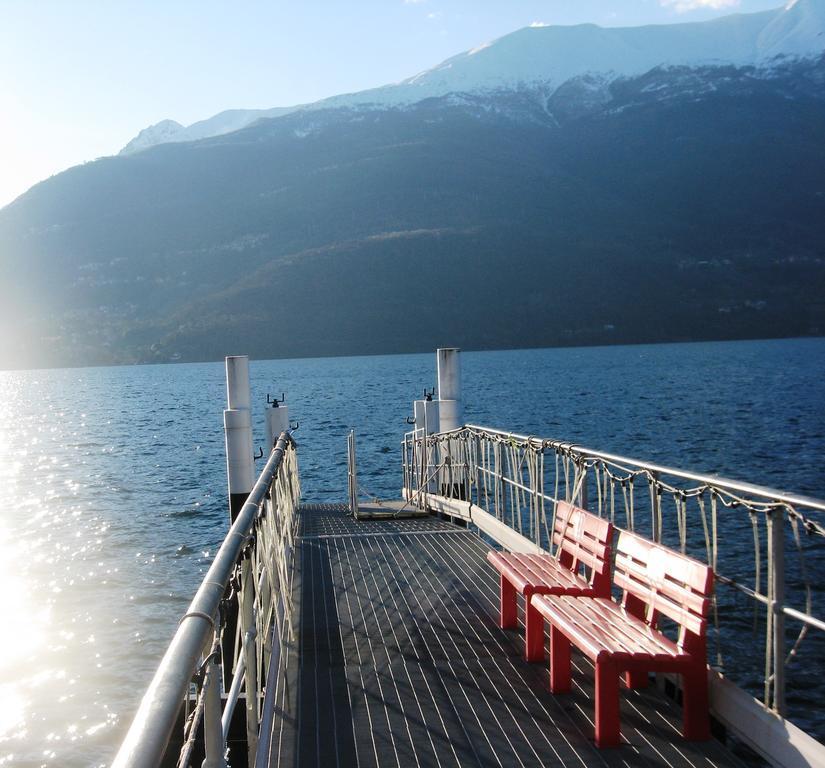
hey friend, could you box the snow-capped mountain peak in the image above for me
[120,0,825,154]
[380,0,824,101]
[758,0,825,58]
[121,119,184,155]
[120,108,297,155]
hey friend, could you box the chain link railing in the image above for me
[113,431,300,768]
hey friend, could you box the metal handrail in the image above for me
[113,431,295,768]
[464,424,825,513]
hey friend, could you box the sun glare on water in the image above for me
[0,378,50,752]
[0,523,49,745]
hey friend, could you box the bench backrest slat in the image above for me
[552,501,613,593]
[614,530,713,643]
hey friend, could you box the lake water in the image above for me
[0,338,824,766]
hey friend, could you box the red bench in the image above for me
[486,502,613,661]
[530,530,714,748]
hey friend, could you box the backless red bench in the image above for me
[486,501,613,661]
[530,530,714,748]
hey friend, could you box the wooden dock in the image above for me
[261,504,747,767]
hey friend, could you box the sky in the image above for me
[0,0,785,209]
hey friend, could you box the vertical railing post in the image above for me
[533,448,539,542]
[413,400,425,507]
[402,432,409,498]
[202,654,227,768]
[240,558,259,763]
[651,471,662,543]
[769,507,786,715]
[348,431,358,518]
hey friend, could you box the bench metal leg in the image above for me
[624,670,648,689]
[549,625,571,693]
[500,575,517,629]
[681,665,710,741]
[525,600,543,662]
[594,658,621,748]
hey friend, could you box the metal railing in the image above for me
[113,431,300,768]
[402,424,825,724]
[347,429,359,519]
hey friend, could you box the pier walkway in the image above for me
[263,503,746,768]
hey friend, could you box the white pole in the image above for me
[437,400,460,433]
[436,348,462,432]
[224,356,255,523]
[265,402,290,449]
[413,400,426,434]
[226,355,251,410]
[436,348,466,499]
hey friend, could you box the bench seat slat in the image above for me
[494,552,593,595]
[534,594,680,659]
[531,594,689,662]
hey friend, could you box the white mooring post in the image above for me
[265,396,290,449]
[436,347,467,500]
[436,347,462,432]
[224,355,255,523]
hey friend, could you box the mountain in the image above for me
[121,0,825,153]
[120,107,296,155]
[1,2,825,369]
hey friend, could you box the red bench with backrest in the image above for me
[530,529,714,748]
[486,501,613,661]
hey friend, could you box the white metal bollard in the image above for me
[265,400,290,450]
[224,356,255,522]
[437,399,461,433]
[436,348,467,499]
[436,347,462,431]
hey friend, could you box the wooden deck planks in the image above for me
[265,504,747,768]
